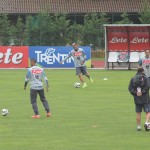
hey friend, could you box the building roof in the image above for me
[0,0,148,14]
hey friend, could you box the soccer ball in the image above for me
[1,109,9,116]
[74,82,81,88]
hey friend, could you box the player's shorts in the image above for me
[75,66,87,75]
[135,103,150,113]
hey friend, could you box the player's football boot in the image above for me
[46,112,51,117]
[31,115,40,119]
[137,127,141,131]
[82,83,87,88]
[90,77,93,83]
[144,124,149,131]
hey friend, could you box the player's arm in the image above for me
[24,69,30,90]
[138,59,142,67]
[128,78,136,96]
[60,52,72,64]
[141,77,149,94]
[80,50,86,65]
[42,70,49,92]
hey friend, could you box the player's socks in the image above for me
[31,115,40,119]
[82,83,87,88]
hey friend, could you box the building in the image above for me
[0,0,149,23]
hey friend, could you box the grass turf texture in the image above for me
[0,69,150,150]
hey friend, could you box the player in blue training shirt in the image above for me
[60,42,93,88]
[139,49,150,87]
[24,58,51,118]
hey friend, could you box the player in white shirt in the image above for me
[139,49,150,87]
[24,58,51,118]
[60,43,93,88]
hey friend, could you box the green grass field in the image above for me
[0,69,150,150]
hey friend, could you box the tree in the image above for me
[115,12,132,24]
[68,22,83,45]
[0,14,12,45]
[24,12,70,46]
[139,0,150,23]
[11,16,25,45]
[24,15,34,45]
[81,12,108,50]
[52,13,70,45]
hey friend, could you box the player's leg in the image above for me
[30,89,40,118]
[38,89,51,117]
[76,67,87,88]
[135,104,142,131]
[143,103,150,131]
[82,66,93,83]
[148,77,150,88]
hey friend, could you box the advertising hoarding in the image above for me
[29,46,91,68]
[0,46,28,68]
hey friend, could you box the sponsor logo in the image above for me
[74,52,82,56]
[35,48,73,64]
[31,69,42,74]
[110,37,127,43]
[143,60,150,64]
[130,37,148,43]
[0,48,23,64]
[0,46,28,68]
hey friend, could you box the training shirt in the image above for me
[25,66,48,90]
[139,57,150,77]
[62,48,86,67]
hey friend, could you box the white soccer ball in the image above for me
[74,82,81,88]
[1,108,9,116]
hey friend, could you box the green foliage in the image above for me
[139,0,150,23]
[1,8,149,47]
[52,13,70,45]
[115,12,132,24]
[1,69,150,150]
[68,23,83,45]
[24,12,70,46]
[11,16,25,46]
[24,15,34,45]
[82,12,108,49]
[0,14,12,45]
[0,12,108,47]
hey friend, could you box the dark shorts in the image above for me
[75,66,87,75]
[135,103,150,113]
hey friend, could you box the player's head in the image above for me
[30,58,36,66]
[137,67,144,73]
[72,42,78,51]
[145,49,150,58]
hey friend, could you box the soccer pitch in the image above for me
[0,69,150,150]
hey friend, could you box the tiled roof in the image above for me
[0,0,148,14]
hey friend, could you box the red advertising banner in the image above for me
[106,26,150,52]
[129,26,149,51]
[107,27,128,51]
[0,46,28,68]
